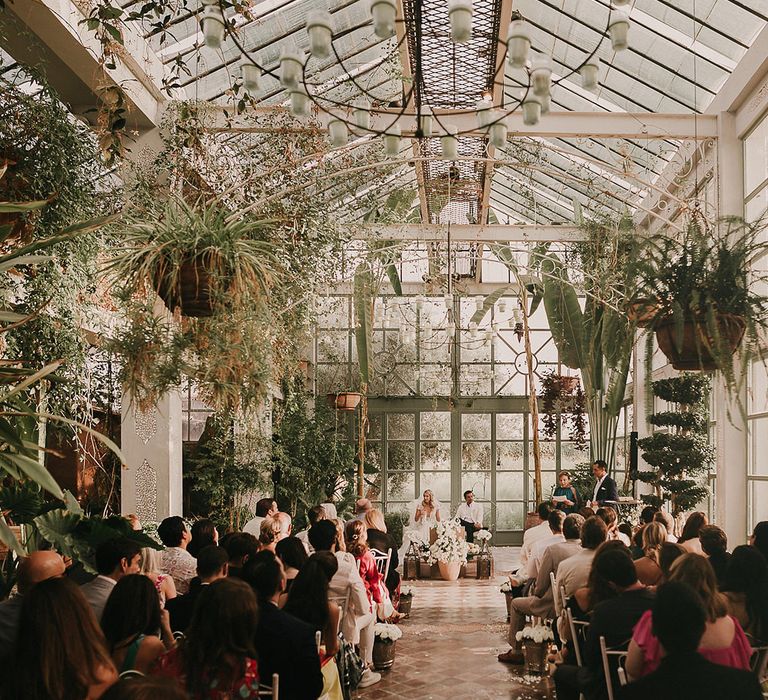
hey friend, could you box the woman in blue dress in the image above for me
[552,471,579,514]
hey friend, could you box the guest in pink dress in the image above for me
[344,520,383,613]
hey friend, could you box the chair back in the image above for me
[329,590,350,634]
[117,669,145,680]
[599,635,629,700]
[550,572,562,616]
[370,547,392,582]
[257,672,279,699]
[565,607,590,667]
[752,645,768,680]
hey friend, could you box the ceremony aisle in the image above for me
[357,549,554,699]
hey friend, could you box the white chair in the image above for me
[257,672,279,699]
[550,572,562,616]
[752,645,768,680]
[599,635,629,700]
[329,590,350,634]
[371,547,392,582]
[117,670,145,680]
[565,607,589,667]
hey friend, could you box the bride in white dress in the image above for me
[399,490,442,561]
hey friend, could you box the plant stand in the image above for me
[372,640,397,671]
[523,641,548,674]
[397,594,413,616]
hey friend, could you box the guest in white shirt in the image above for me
[455,490,484,543]
[158,516,197,595]
[518,502,556,574]
[596,506,631,546]
[243,497,278,537]
[80,538,142,621]
[526,510,566,581]
[556,516,608,597]
[296,505,326,554]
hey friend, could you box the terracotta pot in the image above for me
[372,639,397,670]
[654,314,746,371]
[626,299,659,328]
[559,375,579,393]
[397,594,412,616]
[438,560,461,581]
[326,392,362,411]
[523,640,549,674]
[155,257,216,317]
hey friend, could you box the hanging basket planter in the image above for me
[654,314,746,371]
[326,392,362,411]
[154,256,216,318]
[626,299,659,328]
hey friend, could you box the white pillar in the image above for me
[715,111,749,545]
[120,391,183,522]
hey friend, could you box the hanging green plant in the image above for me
[538,370,588,449]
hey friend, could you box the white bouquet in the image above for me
[374,623,403,643]
[516,624,555,644]
[405,529,427,545]
[475,529,492,542]
[467,543,481,556]
[400,586,414,597]
[428,519,469,564]
[499,579,512,593]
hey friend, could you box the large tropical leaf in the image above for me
[353,265,374,386]
[541,254,586,371]
[0,514,26,557]
[0,451,63,499]
[0,200,48,214]
[470,285,515,325]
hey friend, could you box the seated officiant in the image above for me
[455,490,483,543]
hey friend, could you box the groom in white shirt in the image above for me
[456,490,483,543]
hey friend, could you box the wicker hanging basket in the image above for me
[654,314,746,371]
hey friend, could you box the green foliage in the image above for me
[384,511,407,549]
[649,411,706,432]
[652,375,710,406]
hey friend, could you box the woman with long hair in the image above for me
[275,535,309,606]
[678,511,707,554]
[101,574,174,674]
[750,521,768,562]
[331,518,347,552]
[345,519,384,616]
[152,578,260,698]
[626,552,752,679]
[722,545,768,643]
[658,542,687,583]
[634,522,667,586]
[5,577,117,700]
[572,540,628,614]
[364,508,401,606]
[139,547,176,608]
[188,519,218,559]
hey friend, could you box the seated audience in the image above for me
[626,553,752,679]
[101,677,187,700]
[596,506,630,546]
[296,505,326,553]
[157,517,196,595]
[619,582,763,700]
[525,509,566,582]
[364,508,401,604]
[350,498,373,523]
[750,520,768,562]
[556,516,608,598]
[259,517,282,552]
[553,546,654,700]
[153,578,260,698]
[722,544,768,643]
[518,502,556,575]
[187,519,218,559]
[657,542,687,583]
[243,497,278,537]
[4,577,117,699]
[139,546,176,607]
[630,527,645,561]
[678,511,707,554]
[81,538,142,622]
[166,545,229,634]
[639,505,659,526]
[275,536,309,603]
[220,532,258,578]
[634,522,666,586]
[700,525,730,587]
[242,550,324,699]
[653,510,677,542]
[101,574,173,674]
[572,540,631,615]
[345,519,384,615]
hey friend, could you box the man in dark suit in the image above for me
[242,550,323,700]
[590,460,618,507]
[620,582,762,700]
[166,544,228,633]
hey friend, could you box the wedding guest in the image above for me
[700,525,730,587]
[308,520,380,689]
[553,546,654,700]
[588,460,618,507]
[722,545,768,643]
[626,553,752,679]
[158,517,196,595]
[578,506,595,519]
[364,508,401,603]
[350,498,373,523]
[455,489,484,543]
[678,511,707,554]
[552,470,579,514]
[653,510,677,542]
[0,551,65,662]
[166,545,229,634]
[634,522,666,586]
[139,547,177,608]
[258,517,282,552]
[658,542,687,583]
[275,536,308,604]
[572,540,629,614]
[596,506,630,546]
[81,538,142,622]
[556,516,608,597]
[620,582,763,700]
[749,521,768,562]
[630,527,645,560]
[243,498,278,537]
[153,578,261,698]
[221,532,258,578]
[525,509,565,581]
[4,577,117,700]
[618,522,634,544]
[187,519,218,559]
[517,502,554,575]
[101,677,187,700]
[296,505,326,553]
[101,574,174,675]
[331,518,347,552]
[345,520,384,614]
[242,551,325,698]
[640,506,659,525]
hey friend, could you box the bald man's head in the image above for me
[16,551,66,594]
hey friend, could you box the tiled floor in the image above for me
[358,547,555,700]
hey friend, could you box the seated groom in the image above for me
[455,490,483,543]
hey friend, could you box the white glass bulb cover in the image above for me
[279,50,304,89]
[485,329,493,341]
[608,11,630,51]
[383,124,401,156]
[444,293,453,309]
[371,0,397,39]
[474,295,484,311]
[513,308,522,323]
[469,321,478,338]
[580,59,600,91]
[490,113,508,148]
[354,99,371,131]
[498,299,507,313]
[539,92,551,115]
[476,99,492,129]
[290,87,310,116]
[506,19,530,69]
[306,11,333,58]
[415,295,425,310]
[328,118,347,146]
[492,322,499,334]
[200,6,225,49]
[446,325,456,338]
[531,55,552,97]
[441,124,458,160]
[241,64,260,93]
[419,106,433,138]
[611,0,630,5]
[448,0,473,43]
[521,92,541,126]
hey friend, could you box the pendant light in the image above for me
[490,111,508,148]
[241,64,260,93]
[507,18,530,69]
[200,6,225,49]
[328,118,348,146]
[289,87,310,116]
[521,91,541,126]
[580,57,600,91]
[383,123,401,156]
[419,106,433,138]
[279,50,304,89]
[441,124,458,160]
[530,55,552,97]
[371,0,397,39]
[306,11,333,59]
[608,11,630,51]
[354,98,371,131]
[448,0,473,43]
[476,99,492,129]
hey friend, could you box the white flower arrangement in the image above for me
[374,623,403,643]
[475,529,492,542]
[400,586,414,597]
[515,624,555,644]
[499,579,512,593]
[428,519,469,564]
[466,543,481,556]
[405,529,427,545]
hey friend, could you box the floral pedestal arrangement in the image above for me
[373,623,402,671]
[398,587,413,616]
[429,519,469,582]
[516,623,555,675]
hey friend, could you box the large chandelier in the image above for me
[199,0,632,153]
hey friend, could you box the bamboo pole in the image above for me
[357,391,368,499]
[521,287,542,504]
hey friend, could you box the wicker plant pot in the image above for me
[372,639,397,670]
[523,641,548,674]
[155,257,216,317]
[655,314,746,370]
[437,561,461,581]
[397,594,413,616]
[326,392,362,411]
